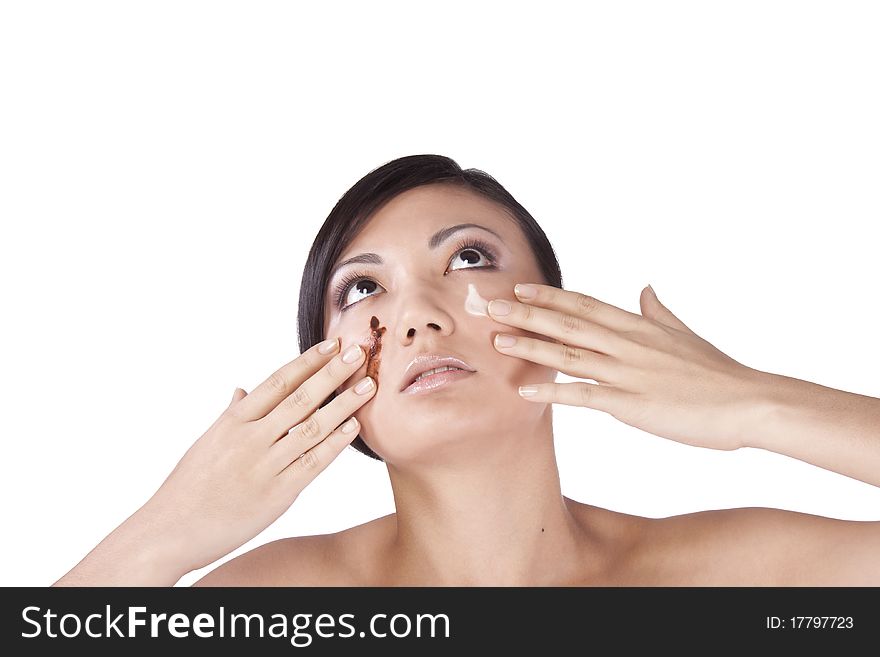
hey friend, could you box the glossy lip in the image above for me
[401,367,475,395]
[399,354,476,392]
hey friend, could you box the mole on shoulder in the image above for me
[365,315,387,382]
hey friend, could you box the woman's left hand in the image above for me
[488,283,769,451]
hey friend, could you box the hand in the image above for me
[488,283,767,451]
[142,338,376,574]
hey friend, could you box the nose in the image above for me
[393,287,454,342]
[404,321,442,340]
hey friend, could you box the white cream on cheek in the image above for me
[464,282,490,317]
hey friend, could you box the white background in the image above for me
[1,1,878,587]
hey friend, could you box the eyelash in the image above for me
[332,237,499,311]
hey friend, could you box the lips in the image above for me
[399,354,477,392]
[402,367,475,395]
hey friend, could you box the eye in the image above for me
[446,237,498,274]
[448,245,491,271]
[334,271,384,310]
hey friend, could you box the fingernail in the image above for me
[494,334,517,348]
[341,417,359,433]
[514,283,536,300]
[318,338,339,354]
[488,299,511,316]
[518,385,538,397]
[342,344,363,363]
[354,376,375,394]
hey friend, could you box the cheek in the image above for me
[464,282,490,316]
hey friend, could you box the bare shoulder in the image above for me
[629,506,880,585]
[192,514,395,587]
[563,497,655,584]
[565,497,652,546]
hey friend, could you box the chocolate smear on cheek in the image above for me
[365,315,386,384]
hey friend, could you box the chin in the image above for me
[371,433,501,467]
[365,409,523,464]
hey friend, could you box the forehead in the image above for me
[342,183,514,250]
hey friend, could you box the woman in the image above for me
[54,154,880,586]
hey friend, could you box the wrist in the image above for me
[122,506,195,585]
[128,498,212,582]
[737,368,800,453]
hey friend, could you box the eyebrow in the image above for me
[328,222,504,281]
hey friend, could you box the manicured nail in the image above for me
[341,417,359,433]
[514,283,537,300]
[488,299,511,316]
[354,376,375,394]
[494,334,517,348]
[342,344,363,363]
[518,385,538,397]
[318,337,339,354]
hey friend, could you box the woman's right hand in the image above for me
[141,337,375,575]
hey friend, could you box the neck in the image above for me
[383,408,602,585]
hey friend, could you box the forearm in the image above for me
[53,505,192,587]
[744,370,880,488]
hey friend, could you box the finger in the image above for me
[493,334,619,384]
[487,296,626,356]
[513,283,646,334]
[229,387,248,407]
[258,344,369,442]
[640,285,694,334]
[268,376,376,471]
[275,416,361,490]
[234,338,341,422]
[517,381,631,415]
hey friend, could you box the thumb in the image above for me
[640,285,694,334]
[229,387,248,407]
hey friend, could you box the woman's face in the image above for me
[323,183,557,465]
